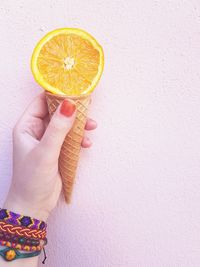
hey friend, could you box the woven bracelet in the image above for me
[0,221,46,239]
[0,209,47,230]
[0,208,48,264]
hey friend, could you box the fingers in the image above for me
[43,114,50,129]
[14,92,48,131]
[85,118,97,130]
[39,99,76,160]
[13,92,49,138]
[38,95,97,158]
[81,136,92,148]
[81,118,97,148]
[20,92,48,121]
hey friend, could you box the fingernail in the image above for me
[60,100,76,117]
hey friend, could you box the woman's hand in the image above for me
[4,92,97,221]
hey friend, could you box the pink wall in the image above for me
[0,0,200,266]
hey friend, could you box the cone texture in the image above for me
[45,91,91,203]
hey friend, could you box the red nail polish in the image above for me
[60,100,76,117]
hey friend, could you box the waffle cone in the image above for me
[45,91,91,203]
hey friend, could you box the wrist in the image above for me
[3,193,49,222]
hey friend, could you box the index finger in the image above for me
[19,92,49,121]
[25,92,48,119]
[14,92,49,134]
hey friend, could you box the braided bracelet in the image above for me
[0,208,48,263]
[0,209,47,230]
[0,221,46,239]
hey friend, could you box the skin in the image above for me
[0,92,97,266]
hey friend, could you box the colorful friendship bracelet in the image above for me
[0,247,41,261]
[0,240,44,252]
[0,209,47,230]
[0,208,48,263]
[0,231,47,247]
[0,221,46,239]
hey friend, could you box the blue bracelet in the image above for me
[0,247,41,261]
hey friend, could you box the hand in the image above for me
[4,92,97,221]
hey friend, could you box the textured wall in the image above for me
[0,0,200,266]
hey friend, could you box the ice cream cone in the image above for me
[45,91,91,203]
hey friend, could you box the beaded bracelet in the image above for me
[0,247,41,261]
[0,208,47,263]
[0,240,44,252]
[0,221,46,239]
[0,231,47,247]
[0,209,47,230]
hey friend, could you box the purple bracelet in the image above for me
[0,209,47,231]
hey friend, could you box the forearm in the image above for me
[0,255,38,267]
[0,194,47,267]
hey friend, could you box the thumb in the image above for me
[40,99,76,159]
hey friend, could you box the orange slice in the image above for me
[31,28,104,96]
